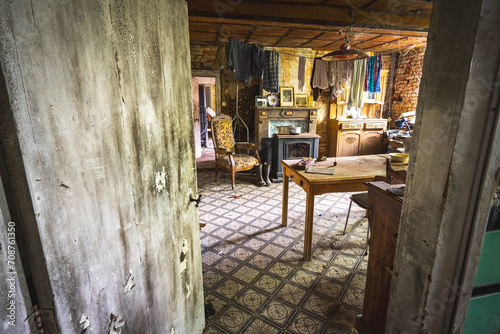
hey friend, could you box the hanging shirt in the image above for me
[225,37,264,81]
[298,56,306,91]
[333,60,354,95]
[365,55,382,93]
[312,58,329,90]
[262,50,280,93]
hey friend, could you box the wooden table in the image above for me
[281,154,404,260]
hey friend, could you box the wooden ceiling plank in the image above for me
[362,0,382,9]
[274,28,293,46]
[245,27,257,43]
[351,34,384,47]
[188,17,428,38]
[319,37,346,49]
[374,43,427,53]
[186,0,430,33]
[298,31,326,48]
[368,37,410,50]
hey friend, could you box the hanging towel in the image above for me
[312,58,329,90]
[365,55,382,93]
[330,60,353,95]
[298,56,306,91]
[328,61,336,87]
[348,59,367,110]
[225,37,264,81]
[263,50,280,93]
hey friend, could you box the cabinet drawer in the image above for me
[340,122,363,130]
[365,122,386,129]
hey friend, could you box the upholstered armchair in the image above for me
[211,114,260,189]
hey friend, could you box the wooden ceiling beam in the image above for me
[351,34,384,47]
[375,42,427,53]
[186,0,430,33]
[298,32,326,48]
[245,27,257,43]
[362,0,381,9]
[319,37,346,49]
[369,37,410,50]
[274,29,293,46]
[189,17,428,38]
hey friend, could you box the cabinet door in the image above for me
[338,131,361,156]
[361,130,384,155]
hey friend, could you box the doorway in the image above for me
[191,70,221,169]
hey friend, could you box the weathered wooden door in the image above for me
[0,0,204,333]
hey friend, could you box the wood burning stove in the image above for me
[271,134,320,181]
[255,106,320,182]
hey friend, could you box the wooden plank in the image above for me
[186,0,430,32]
[276,37,313,47]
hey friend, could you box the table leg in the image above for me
[303,188,315,261]
[282,169,289,227]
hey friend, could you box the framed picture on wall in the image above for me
[280,87,294,107]
[295,94,308,107]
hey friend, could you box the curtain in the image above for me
[199,85,207,147]
[348,59,367,110]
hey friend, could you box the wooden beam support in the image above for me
[351,34,384,47]
[274,29,293,46]
[299,32,326,48]
[187,0,430,33]
[373,42,427,53]
[362,0,382,9]
[189,17,428,38]
[245,27,257,43]
[368,37,409,50]
[319,37,346,49]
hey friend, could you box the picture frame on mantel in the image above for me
[280,87,294,107]
[295,94,308,107]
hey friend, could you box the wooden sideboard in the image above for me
[327,119,387,157]
[356,181,404,334]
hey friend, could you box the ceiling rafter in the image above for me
[232,0,431,17]
[245,27,257,43]
[351,34,384,47]
[370,37,410,50]
[298,32,326,48]
[187,1,430,52]
[273,29,293,46]
[362,0,381,9]
[319,37,346,49]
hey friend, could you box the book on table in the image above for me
[305,162,335,175]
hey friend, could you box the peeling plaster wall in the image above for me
[0,0,204,333]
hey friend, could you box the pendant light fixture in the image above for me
[322,39,369,61]
[322,10,369,61]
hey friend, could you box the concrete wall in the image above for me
[0,0,204,333]
[386,0,500,332]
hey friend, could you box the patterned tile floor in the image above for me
[198,169,369,334]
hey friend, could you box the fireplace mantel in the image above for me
[255,107,319,146]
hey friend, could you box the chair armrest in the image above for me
[235,142,257,150]
[235,142,261,162]
[215,147,234,156]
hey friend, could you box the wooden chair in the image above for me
[211,114,260,189]
[343,158,407,254]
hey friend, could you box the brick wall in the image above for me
[389,47,425,127]
[190,45,220,70]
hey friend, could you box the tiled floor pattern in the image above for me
[198,169,369,334]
